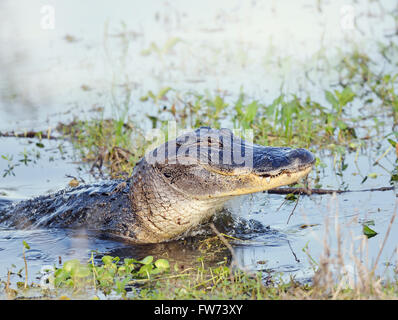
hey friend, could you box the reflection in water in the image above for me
[0,226,233,286]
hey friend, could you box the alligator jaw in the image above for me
[209,164,314,197]
[253,164,313,192]
[200,142,316,198]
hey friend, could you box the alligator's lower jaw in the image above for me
[259,165,313,190]
[226,165,313,196]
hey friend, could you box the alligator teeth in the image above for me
[265,177,270,183]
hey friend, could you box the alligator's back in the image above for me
[0,180,137,238]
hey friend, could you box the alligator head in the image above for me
[129,127,315,243]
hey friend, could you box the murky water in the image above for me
[0,0,398,292]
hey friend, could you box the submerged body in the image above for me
[0,127,315,243]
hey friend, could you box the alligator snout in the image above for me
[287,148,316,168]
[252,146,315,176]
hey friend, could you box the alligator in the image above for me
[0,127,315,243]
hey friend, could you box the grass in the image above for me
[57,116,146,179]
[59,85,364,180]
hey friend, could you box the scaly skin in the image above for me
[0,127,315,243]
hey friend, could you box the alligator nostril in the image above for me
[291,148,315,166]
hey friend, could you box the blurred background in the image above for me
[0,0,396,131]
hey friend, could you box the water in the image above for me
[0,0,397,291]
